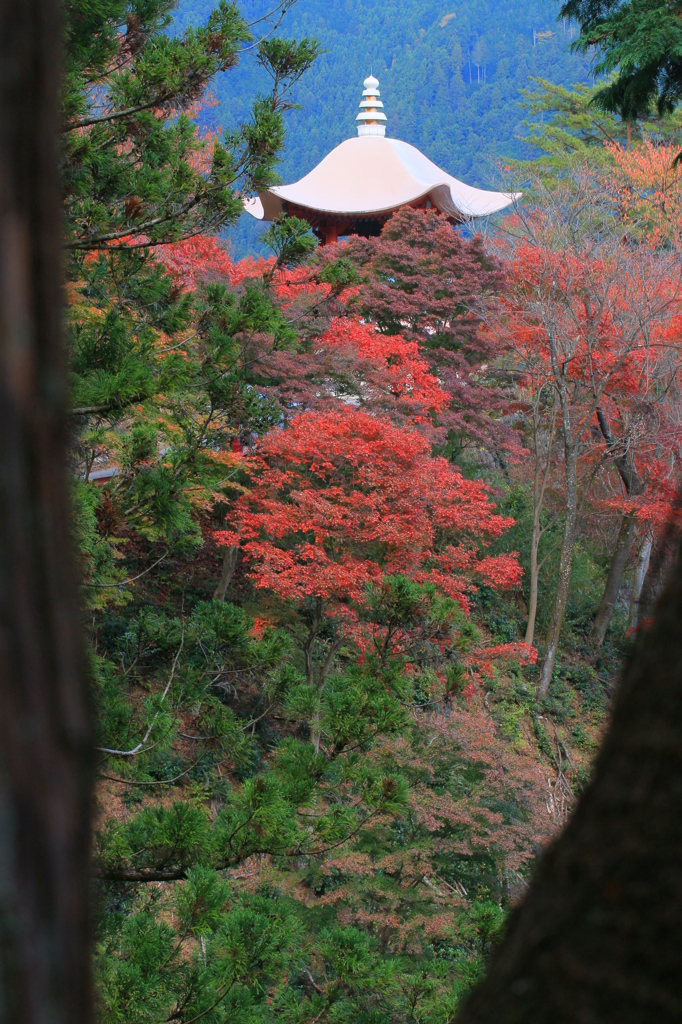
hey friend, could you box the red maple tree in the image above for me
[253,316,451,426]
[489,168,682,685]
[158,234,273,290]
[322,207,517,459]
[216,408,525,702]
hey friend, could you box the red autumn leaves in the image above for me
[261,317,451,423]
[162,213,535,667]
[216,407,521,624]
[185,213,529,660]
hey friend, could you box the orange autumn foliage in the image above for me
[607,139,682,246]
[158,234,273,290]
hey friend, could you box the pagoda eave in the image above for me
[242,75,520,243]
[266,195,463,245]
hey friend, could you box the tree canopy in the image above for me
[560,0,682,122]
[42,2,682,1023]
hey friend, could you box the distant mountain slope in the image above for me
[174,0,592,253]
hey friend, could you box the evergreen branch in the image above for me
[87,551,169,589]
[240,702,277,731]
[167,978,237,1024]
[93,864,190,881]
[304,1009,328,1024]
[65,195,209,250]
[70,394,149,416]
[94,798,392,884]
[248,0,297,29]
[95,630,183,755]
[97,759,200,789]
[63,96,172,132]
[307,804,388,857]
[74,227,209,253]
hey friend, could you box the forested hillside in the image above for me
[55,1,682,1022]
[173,0,593,253]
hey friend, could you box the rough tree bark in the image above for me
[524,392,558,647]
[213,544,238,602]
[455,541,682,1024]
[0,2,93,1023]
[627,530,652,630]
[591,408,643,645]
[536,440,578,696]
[592,511,637,646]
[536,324,580,698]
[638,509,681,625]
[303,599,343,752]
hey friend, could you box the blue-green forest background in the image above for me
[173,0,592,254]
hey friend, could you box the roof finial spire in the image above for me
[356,73,386,137]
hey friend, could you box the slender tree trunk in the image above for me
[0,3,93,1022]
[455,539,682,1024]
[638,512,681,625]
[591,512,637,646]
[525,393,558,647]
[304,624,318,689]
[525,501,541,646]
[309,641,343,752]
[310,708,322,753]
[537,444,578,696]
[593,408,642,644]
[627,530,653,630]
[525,413,544,647]
[213,545,238,602]
[304,603,342,752]
[304,603,321,747]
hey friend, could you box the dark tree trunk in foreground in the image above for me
[456,542,682,1024]
[0,2,93,1023]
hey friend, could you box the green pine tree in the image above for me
[560,0,682,125]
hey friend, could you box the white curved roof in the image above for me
[244,136,518,223]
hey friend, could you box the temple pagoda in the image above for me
[244,75,518,245]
